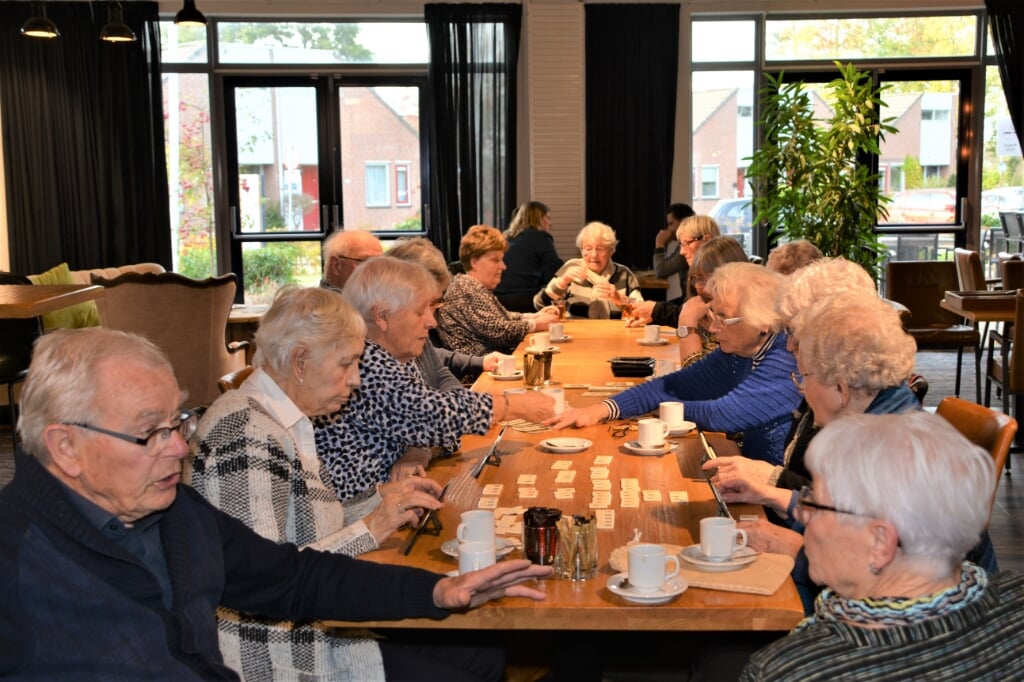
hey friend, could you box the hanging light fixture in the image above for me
[174,0,207,28]
[101,1,136,43]
[21,1,60,39]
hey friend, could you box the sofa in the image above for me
[27,262,165,330]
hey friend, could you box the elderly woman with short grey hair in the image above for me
[741,411,1024,680]
[316,257,554,500]
[190,285,446,680]
[535,221,643,319]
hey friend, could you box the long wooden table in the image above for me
[0,284,104,318]
[335,319,804,632]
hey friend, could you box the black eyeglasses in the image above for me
[608,423,636,439]
[67,409,198,451]
[794,485,863,523]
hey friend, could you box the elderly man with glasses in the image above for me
[0,327,551,679]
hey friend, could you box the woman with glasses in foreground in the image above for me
[550,262,801,464]
[741,411,1024,681]
[190,286,495,681]
[534,221,643,319]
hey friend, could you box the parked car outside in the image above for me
[981,186,1024,222]
[886,188,956,224]
[708,198,753,251]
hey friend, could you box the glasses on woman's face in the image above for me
[790,370,815,391]
[688,274,707,288]
[581,245,609,255]
[793,485,864,525]
[706,309,743,329]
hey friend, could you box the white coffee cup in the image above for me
[541,386,565,415]
[644,325,661,343]
[532,331,550,349]
[457,510,496,545]
[627,543,681,593]
[497,356,517,377]
[458,541,497,574]
[549,322,565,340]
[699,516,748,561]
[659,401,685,427]
[637,418,670,448]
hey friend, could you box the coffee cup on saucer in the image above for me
[699,517,748,562]
[496,355,517,377]
[659,401,685,429]
[627,543,680,593]
[549,322,565,340]
[531,331,551,350]
[637,418,670,449]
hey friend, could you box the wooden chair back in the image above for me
[1003,259,1024,291]
[936,396,1017,521]
[954,248,986,292]
[218,366,254,393]
[92,271,245,408]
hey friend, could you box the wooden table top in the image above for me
[331,319,804,632]
[940,294,1016,323]
[227,303,269,324]
[0,284,104,318]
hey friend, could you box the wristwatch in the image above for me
[676,326,698,338]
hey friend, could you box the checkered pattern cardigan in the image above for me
[190,383,386,682]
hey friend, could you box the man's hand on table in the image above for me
[626,300,656,326]
[505,391,555,424]
[546,403,609,429]
[433,560,553,611]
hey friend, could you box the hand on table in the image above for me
[433,559,552,611]
[531,312,560,331]
[367,475,444,542]
[546,403,609,429]
[505,391,555,424]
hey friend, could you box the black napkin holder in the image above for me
[608,356,655,377]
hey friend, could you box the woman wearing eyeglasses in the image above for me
[534,221,643,319]
[741,411,1024,681]
[550,261,801,464]
[189,286,477,681]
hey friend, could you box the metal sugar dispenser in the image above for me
[555,513,598,581]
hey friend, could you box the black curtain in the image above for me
[585,4,679,270]
[0,2,170,274]
[988,0,1024,151]
[425,3,521,262]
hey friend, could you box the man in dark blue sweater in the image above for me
[0,327,551,679]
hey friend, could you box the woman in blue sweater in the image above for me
[550,262,801,464]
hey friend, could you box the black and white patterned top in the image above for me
[314,339,493,501]
[436,273,531,355]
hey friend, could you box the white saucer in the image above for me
[441,537,516,559]
[637,339,670,346]
[540,437,592,454]
[679,544,758,571]
[525,346,561,354]
[550,335,572,343]
[489,370,524,381]
[606,572,687,604]
[667,420,697,436]
[623,441,677,456]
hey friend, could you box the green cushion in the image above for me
[28,262,101,329]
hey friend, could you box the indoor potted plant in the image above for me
[746,62,896,278]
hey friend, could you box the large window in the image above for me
[691,11,989,267]
[161,20,429,302]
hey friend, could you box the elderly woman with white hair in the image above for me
[190,286,457,680]
[741,411,1024,680]
[551,262,801,463]
[316,257,554,501]
[534,221,643,319]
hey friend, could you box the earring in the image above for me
[869,563,881,576]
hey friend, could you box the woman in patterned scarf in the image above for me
[742,411,1023,681]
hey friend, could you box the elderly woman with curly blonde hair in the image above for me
[534,221,643,319]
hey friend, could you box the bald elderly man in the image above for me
[321,229,384,290]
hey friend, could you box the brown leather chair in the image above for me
[1002,258,1024,291]
[886,260,980,401]
[92,272,247,409]
[218,366,254,393]
[985,289,1024,471]
[936,396,1017,513]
